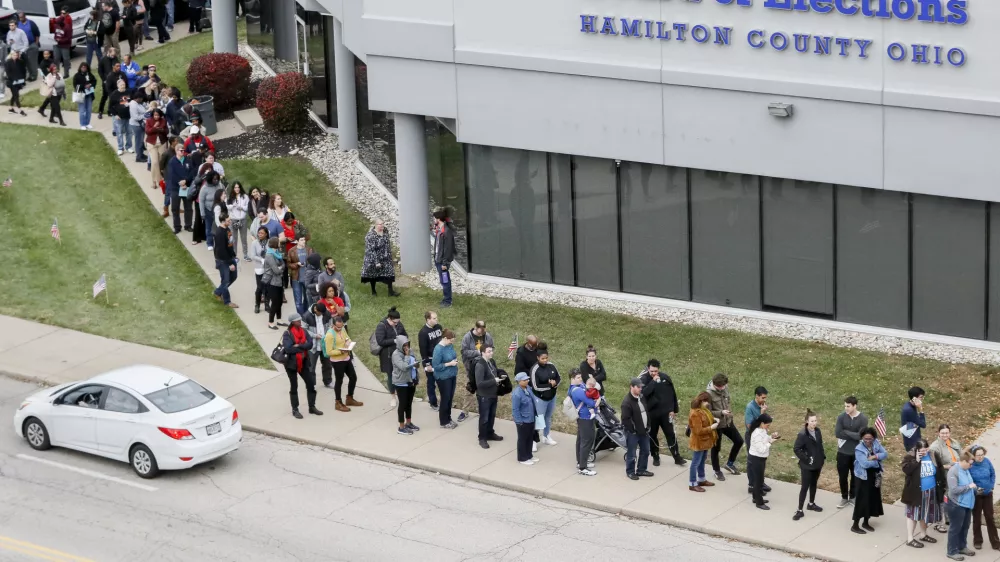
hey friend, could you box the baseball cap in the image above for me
[515,372,529,382]
[189,125,200,135]
[630,377,643,388]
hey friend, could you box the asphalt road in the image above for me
[0,376,810,562]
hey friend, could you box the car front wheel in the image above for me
[130,444,160,479]
[23,418,51,451]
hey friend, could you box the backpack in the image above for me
[368,330,380,356]
[321,327,334,358]
[465,359,477,394]
[562,394,583,421]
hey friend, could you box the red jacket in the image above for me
[144,117,168,145]
[183,134,215,154]
[52,15,73,48]
[282,222,297,254]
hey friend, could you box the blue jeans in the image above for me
[166,0,175,27]
[533,396,556,437]
[948,503,972,555]
[113,118,131,151]
[142,12,151,37]
[205,216,215,247]
[85,40,100,68]
[78,96,93,127]
[292,280,306,315]
[436,376,455,425]
[689,450,708,485]
[625,432,650,476]
[425,368,438,407]
[130,124,146,161]
[214,259,238,304]
[436,261,452,305]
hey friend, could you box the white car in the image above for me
[3,0,94,53]
[14,365,242,479]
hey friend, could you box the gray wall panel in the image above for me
[762,179,834,315]
[573,157,620,292]
[912,196,987,340]
[362,17,454,63]
[367,56,457,119]
[836,186,910,329]
[620,163,689,300]
[989,204,1000,342]
[690,171,761,310]
[549,154,575,286]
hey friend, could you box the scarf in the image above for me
[290,325,307,372]
[266,247,283,261]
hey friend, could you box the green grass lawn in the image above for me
[225,154,1000,501]
[20,23,245,111]
[0,123,270,369]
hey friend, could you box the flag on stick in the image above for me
[50,219,60,242]
[507,333,518,361]
[874,407,887,439]
[93,274,107,299]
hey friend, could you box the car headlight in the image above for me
[17,402,30,410]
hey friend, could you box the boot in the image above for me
[308,406,324,416]
[346,395,364,407]
[162,206,169,217]
[335,400,350,412]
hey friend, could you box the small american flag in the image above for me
[50,219,60,241]
[507,333,518,361]
[874,407,887,439]
[2,177,11,188]
[92,274,107,298]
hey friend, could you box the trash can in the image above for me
[191,95,217,136]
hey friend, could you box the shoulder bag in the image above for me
[270,339,288,363]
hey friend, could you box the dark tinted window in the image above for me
[54,0,92,14]
[11,0,47,15]
[144,380,215,414]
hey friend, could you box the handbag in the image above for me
[72,91,84,103]
[368,331,381,356]
[270,340,287,363]
[534,414,546,431]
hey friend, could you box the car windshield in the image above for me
[143,380,215,414]
[53,0,90,15]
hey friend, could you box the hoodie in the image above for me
[569,384,596,420]
[390,335,418,387]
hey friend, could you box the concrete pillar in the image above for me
[394,113,432,274]
[211,0,238,54]
[272,0,298,62]
[333,18,357,150]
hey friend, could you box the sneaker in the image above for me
[441,422,458,429]
[807,503,823,512]
[628,473,640,480]
[959,549,976,556]
[397,427,413,435]
[520,460,535,466]
[674,456,688,466]
[80,126,87,131]
[531,442,537,452]
[479,439,489,449]
[838,498,851,509]
[724,462,740,475]
[207,246,214,252]
[544,436,557,446]
[117,150,124,155]
[405,422,420,432]
[85,125,93,130]
[714,471,726,481]
[948,555,966,561]
[414,397,423,402]
[127,147,135,153]
[578,469,597,476]
[457,411,468,423]
[793,511,804,521]
[430,404,439,411]
[586,462,595,469]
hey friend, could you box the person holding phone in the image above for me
[688,391,719,492]
[748,413,778,508]
[901,386,927,451]
[902,438,941,549]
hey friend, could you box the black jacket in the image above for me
[793,427,827,471]
[73,71,97,96]
[434,221,455,265]
[474,357,498,398]
[104,69,126,93]
[514,345,538,375]
[639,370,679,416]
[417,323,443,366]
[579,359,607,395]
[213,225,235,261]
[4,58,26,86]
[621,392,650,436]
[98,56,119,81]
[374,318,407,374]
[280,328,312,372]
[530,362,560,402]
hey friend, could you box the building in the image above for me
[216,0,1000,343]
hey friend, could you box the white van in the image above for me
[1,0,93,53]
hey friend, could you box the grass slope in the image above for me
[225,154,1000,500]
[0,123,270,368]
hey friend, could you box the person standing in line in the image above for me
[946,451,978,561]
[474,345,502,448]
[360,219,399,296]
[902,438,941,549]
[121,53,139,89]
[250,227,269,313]
[6,19,28,58]
[851,428,888,534]
[127,94,147,161]
[391,335,420,435]
[301,253,323,307]
[15,12,39,82]
[144,107,167,180]
[43,64,66,126]
[281,313,322,419]
[432,207,455,307]
[688,391,719,493]
[515,335,540,376]
[512,372,536,465]
[98,52,123,119]
[302,301,331,388]
[166,144,194,233]
[228,183,250,261]
[579,345,606,396]
[529,348,560,446]
[640,359,686,467]
[188,0,205,33]
[931,423,964,533]
[262,237,286,330]
[622,377,653,481]
[793,410,825,520]
[748,413,778,508]
[418,311,443,412]
[324,315,363,412]
[707,373,742,481]
[969,446,999,551]
[375,307,406,407]
[568,370,599,476]
[3,49,26,115]
[431,329,460,429]
[52,7,73,78]
[461,320,493,380]
[110,79,132,154]
[99,2,121,57]
[0,38,5,103]
[212,215,239,308]
[745,386,771,495]
[835,396,869,509]
[317,257,346,295]
[901,386,927,452]
[74,62,98,130]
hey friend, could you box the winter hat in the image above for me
[288,313,302,323]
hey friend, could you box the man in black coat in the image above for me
[212,215,239,307]
[417,310,443,410]
[374,307,406,405]
[433,207,456,307]
[640,359,687,467]
[514,335,539,376]
[622,378,654,480]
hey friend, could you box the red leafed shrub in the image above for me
[256,72,312,133]
[186,53,252,112]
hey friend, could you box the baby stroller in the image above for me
[588,400,628,465]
